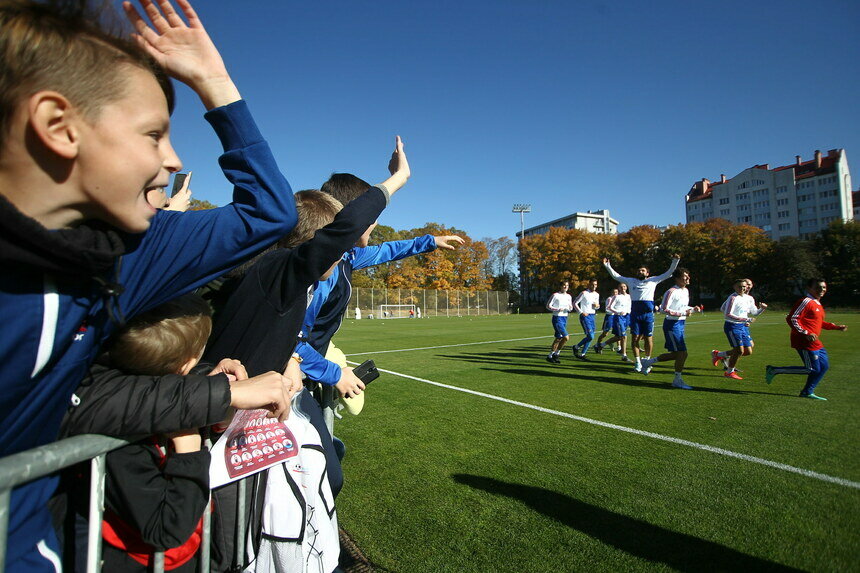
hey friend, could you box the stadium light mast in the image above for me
[512,203,531,241]
[512,204,531,307]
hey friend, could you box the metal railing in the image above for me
[0,434,223,573]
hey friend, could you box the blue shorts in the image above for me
[579,314,596,336]
[601,314,615,332]
[630,312,654,337]
[612,314,630,337]
[552,315,569,338]
[724,322,752,348]
[663,319,687,352]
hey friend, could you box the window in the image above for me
[777,198,789,206]
[778,211,789,218]
[762,224,772,232]
[735,192,750,201]
[720,209,730,217]
[778,223,791,231]
[740,216,751,223]
[737,204,749,212]
[776,186,788,194]
[719,198,730,205]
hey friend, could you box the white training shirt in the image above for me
[603,259,679,302]
[609,293,632,315]
[546,292,574,317]
[573,290,600,316]
[661,286,692,321]
[604,295,617,315]
[721,293,764,324]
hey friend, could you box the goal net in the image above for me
[378,304,416,319]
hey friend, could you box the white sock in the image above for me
[635,357,641,365]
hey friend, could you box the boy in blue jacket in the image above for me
[0,1,296,570]
[295,172,464,398]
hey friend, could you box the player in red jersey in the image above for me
[765,278,847,400]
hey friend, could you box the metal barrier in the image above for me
[0,434,221,573]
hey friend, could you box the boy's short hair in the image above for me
[0,0,174,148]
[277,190,343,248]
[672,267,690,279]
[107,294,212,376]
[320,173,371,205]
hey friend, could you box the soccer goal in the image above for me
[378,304,416,319]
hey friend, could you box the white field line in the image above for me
[347,362,860,490]
[344,316,777,357]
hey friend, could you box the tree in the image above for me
[816,220,860,304]
[761,237,820,302]
[519,227,607,304]
[189,198,218,211]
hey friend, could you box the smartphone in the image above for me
[346,360,379,397]
[171,172,191,197]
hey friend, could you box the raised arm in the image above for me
[602,258,623,282]
[649,255,681,283]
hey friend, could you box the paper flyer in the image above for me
[209,409,298,488]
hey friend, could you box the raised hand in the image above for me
[380,135,411,195]
[435,235,465,250]
[123,0,240,108]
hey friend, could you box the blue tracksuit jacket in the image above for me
[0,101,296,572]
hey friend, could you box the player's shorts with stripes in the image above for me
[552,315,569,338]
[630,312,654,337]
[601,314,615,333]
[724,321,752,348]
[612,314,630,336]
[663,318,686,352]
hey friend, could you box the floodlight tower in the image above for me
[512,204,531,306]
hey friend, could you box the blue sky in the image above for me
[159,0,859,241]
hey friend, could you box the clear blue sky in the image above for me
[158,0,859,241]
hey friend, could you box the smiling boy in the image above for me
[0,1,297,570]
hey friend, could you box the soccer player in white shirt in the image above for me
[594,282,632,361]
[640,268,702,388]
[572,279,601,360]
[545,281,574,363]
[711,278,767,380]
[594,288,618,353]
[603,254,680,371]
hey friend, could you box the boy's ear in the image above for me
[27,91,81,159]
[179,356,200,376]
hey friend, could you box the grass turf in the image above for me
[331,312,860,572]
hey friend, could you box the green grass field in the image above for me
[331,312,860,572]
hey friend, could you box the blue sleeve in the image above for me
[295,341,341,384]
[350,235,436,270]
[117,100,297,318]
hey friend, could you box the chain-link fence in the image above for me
[347,288,510,318]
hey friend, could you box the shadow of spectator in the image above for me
[452,474,804,572]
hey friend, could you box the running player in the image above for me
[640,268,702,388]
[765,278,847,400]
[603,254,680,372]
[594,288,618,353]
[546,281,574,363]
[572,279,600,360]
[711,278,767,380]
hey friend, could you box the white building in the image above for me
[685,149,853,240]
[518,209,619,239]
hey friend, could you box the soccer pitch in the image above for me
[332,312,860,572]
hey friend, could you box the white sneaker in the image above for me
[641,358,655,374]
[633,363,642,373]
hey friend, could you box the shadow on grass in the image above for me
[452,474,804,572]
[437,350,787,396]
